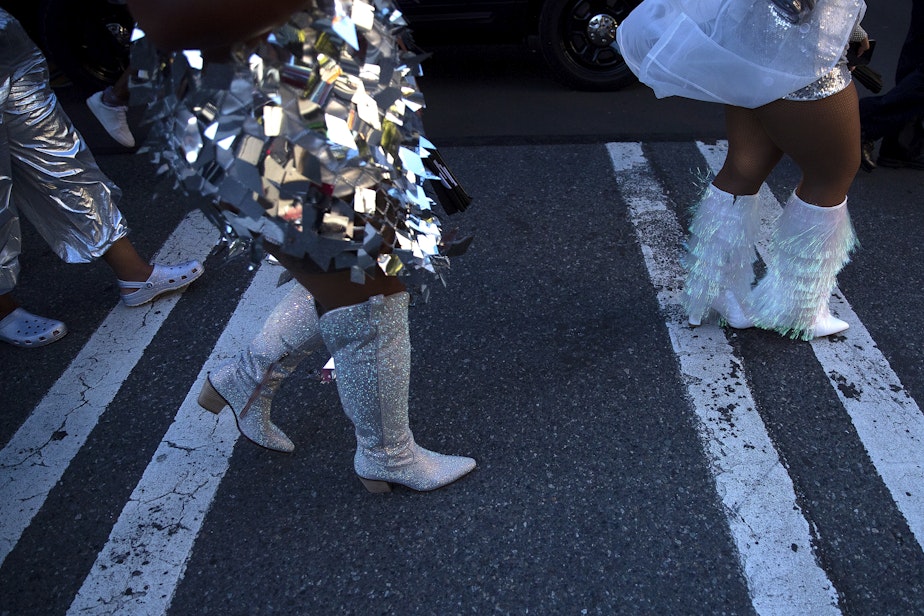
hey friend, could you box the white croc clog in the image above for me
[118,260,204,307]
[0,308,68,348]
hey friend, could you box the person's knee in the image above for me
[796,169,856,206]
[714,163,766,196]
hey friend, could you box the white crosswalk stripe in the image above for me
[608,142,841,615]
[0,210,217,567]
[695,141,924,551]
[68,261,293,615]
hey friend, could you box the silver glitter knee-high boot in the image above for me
[199,284,323,452]
[683,185,761,328]
[319,292,476,492]
[745,192,858,340]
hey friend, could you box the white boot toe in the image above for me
[811,306,849,338]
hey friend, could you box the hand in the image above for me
[847,36,872,69]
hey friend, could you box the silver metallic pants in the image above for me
[0,10,128,295]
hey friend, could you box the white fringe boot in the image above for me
[683,185,761,328]
[746,192,858,340]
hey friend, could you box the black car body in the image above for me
[395,0,641,90]
[0,0,640,92]
[1,0,133,90]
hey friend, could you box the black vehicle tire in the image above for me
[37,0,133,91]
[537,0,639,91]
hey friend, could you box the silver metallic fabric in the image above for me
[132,0,466,294]
[319,292,475,491]
[0,9,128,294]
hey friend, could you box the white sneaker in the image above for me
[86,90,135,147]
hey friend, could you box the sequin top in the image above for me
[132,0,468,293]
[782,59,852,101]
[783,17,867,101]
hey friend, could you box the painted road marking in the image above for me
[608,142,841,615]
[0,210,217,567]
[67,261,293,615]
[0,142,916,614]
[697,141,924,550]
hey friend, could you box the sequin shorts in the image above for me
[783,58,852,101]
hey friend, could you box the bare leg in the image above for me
[265,243,405,314]
[102,70,131,107]
[101,237,154,292]
[101,237,202,305]
[0,293,18,319]
[753,83,861,207]
[683,104,782,327]
[713,105,785,196]
[744,84,861,339]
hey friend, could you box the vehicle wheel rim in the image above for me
[75,7,132,84]
[561,0,631,71]
[586,14,617,47]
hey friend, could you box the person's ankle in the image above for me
[0,294,20,320]
[116,264,155,293]
[101,86,126,107]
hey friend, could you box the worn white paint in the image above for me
[697,141,924,550]
[67,260,293,615]
[0,142,913,614]
[607,142,841,615]
[0,211,217,566]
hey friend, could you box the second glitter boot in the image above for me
[319,292,476,492]
[199,285,323,452]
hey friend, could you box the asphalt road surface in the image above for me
[2,2,923,614]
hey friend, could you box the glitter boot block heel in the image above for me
[198,378,228,413]
[357,477,392,494]
[319,292,476,493]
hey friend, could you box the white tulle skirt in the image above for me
[616,0,865,108]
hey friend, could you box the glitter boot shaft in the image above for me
[745,192,858,340]
[198,284,323,452]
[320,292,476,492]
